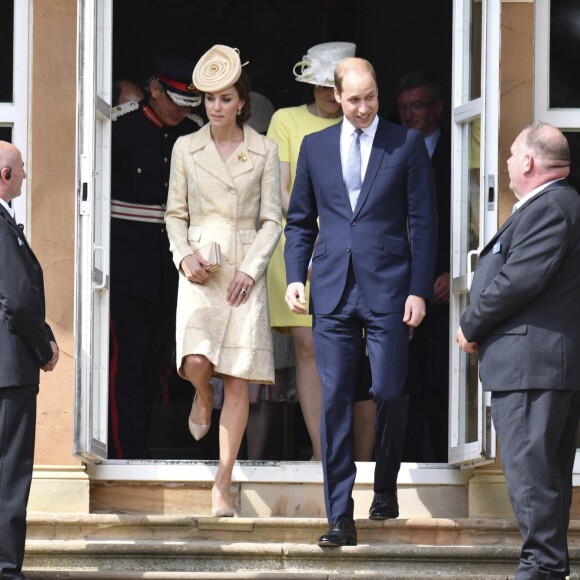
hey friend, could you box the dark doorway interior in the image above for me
[113,1,452,120]
[112,0,453,461]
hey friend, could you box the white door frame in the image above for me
[448,0,500,466]
[73,0,112,462]
[74,0,501,484]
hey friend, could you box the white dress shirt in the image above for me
[514,178,564,211]
[424,127,441,159]
[0,198,15,219]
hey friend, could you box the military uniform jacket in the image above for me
[0,205,54,388]
[110,100,199,303]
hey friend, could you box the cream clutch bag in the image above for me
[197,242,222,272]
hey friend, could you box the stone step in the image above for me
[23,539,526,577]
[25,572,514,580]
[26,513,529,545]
[23,513,580,579]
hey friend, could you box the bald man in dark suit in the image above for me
[457,123,580,580]
[0,141,59,579]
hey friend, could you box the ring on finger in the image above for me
[241,288,247,296]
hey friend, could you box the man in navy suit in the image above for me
[457,123,580,579]
[285,57,437,546]
[0,141,59,578]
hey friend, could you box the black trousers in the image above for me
[0,384,38,579]
[109,292,176,459]
[492,389,580,580]
[403,303,449,462]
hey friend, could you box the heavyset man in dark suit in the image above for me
[285,57,437,546]
[457,122,580,580]
[0,141,59,579]
[397,72,451,463]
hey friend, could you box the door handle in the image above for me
[467,249,480,289]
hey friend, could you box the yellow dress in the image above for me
[266,104,341,328]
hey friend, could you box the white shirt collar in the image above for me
[514,178,564,210]
[424,127,441,159]
[341,114,379,140]
[0,198,15,219]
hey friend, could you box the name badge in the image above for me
[492,242,501,255]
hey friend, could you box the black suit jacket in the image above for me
[0,204,54,388]
[461,179,580,391]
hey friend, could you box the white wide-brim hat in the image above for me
[293,41,356,88]
[192,45,247,93]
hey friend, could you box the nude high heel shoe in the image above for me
[212,485,235,517]
[188,389,212,441]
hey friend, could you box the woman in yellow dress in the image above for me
[267,42,375,461]
[165,45,282,516]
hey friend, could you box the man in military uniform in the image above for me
[109,56,203,459]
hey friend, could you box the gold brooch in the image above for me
[238,152,247,162]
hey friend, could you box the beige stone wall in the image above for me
[30,0,79,467]
[498,1,534,225]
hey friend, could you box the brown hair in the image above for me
[334,57,377,94]
[234,70,252,127]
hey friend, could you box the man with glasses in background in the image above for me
[397,72,451,463]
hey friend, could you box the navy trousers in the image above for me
[0,385,38,579]
[313,265,409,523]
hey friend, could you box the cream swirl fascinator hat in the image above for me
[192,45,248,92]
[293,42,356,88]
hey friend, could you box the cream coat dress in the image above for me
[165,124,282,384]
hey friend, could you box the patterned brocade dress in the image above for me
[165,123,282,384]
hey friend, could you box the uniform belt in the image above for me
[111,199,165,224]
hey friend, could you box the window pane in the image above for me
[458,117,481,277]
[0,127,12,142]
[564,131,580,192]
[549,0,580,108]
[0,1,14,103]
[457,292,479,445]
[469,0,482,100]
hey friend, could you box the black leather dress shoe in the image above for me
[369,490,399,520]
[317,516,357,547]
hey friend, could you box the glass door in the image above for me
[73,0,112,462]
[449,0,499,465]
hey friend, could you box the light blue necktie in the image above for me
[346,128,363,210]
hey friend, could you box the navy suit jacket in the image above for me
[461,179,580,391]
[0,204,54,388]
[285,116,437,315]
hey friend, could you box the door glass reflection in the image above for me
[459,292,479,445]
[469,0,482,100]
[0,1,14,103]
[549,0,580,108]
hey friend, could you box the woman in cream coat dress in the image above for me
[165,45,282,517]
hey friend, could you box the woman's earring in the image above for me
[237,109,242,116]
